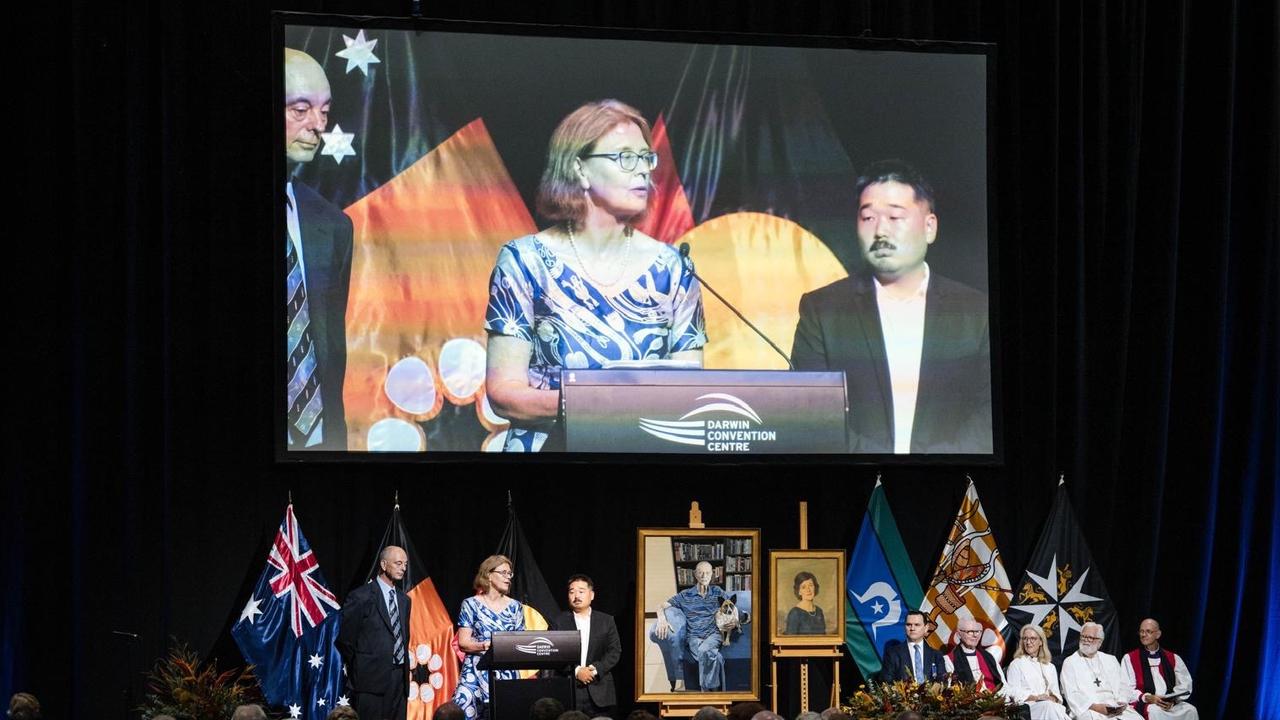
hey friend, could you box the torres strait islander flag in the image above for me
[367,504,460,719]
[845,478,926,681]
[920,478,1014,660]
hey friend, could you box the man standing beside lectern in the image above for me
[551,574,621,718]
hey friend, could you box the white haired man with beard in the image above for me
[1060,623,1141,720]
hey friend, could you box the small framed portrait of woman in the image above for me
[769,550,845,645]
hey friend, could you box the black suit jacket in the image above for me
[881,641,947,683]
[792,271,992,453]
[550,609,622,707]
[291,180,353,450]
[336,580,412,696]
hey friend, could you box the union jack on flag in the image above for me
[233,505,347,718]
[268,505,341,636]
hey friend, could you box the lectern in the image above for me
[561,369,848,453]
[479,630,581,720]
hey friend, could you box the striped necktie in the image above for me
[285,212,323,445]
[387,589,406,664]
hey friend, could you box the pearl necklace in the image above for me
[566,224,632,288]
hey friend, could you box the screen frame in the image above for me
[271,12,1002,466]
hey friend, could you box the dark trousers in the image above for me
[572,685,614,719]
[351,666,408,720]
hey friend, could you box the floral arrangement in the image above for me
[138,641,261,720]
[843,679,1016,720]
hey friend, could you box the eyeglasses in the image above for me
[491,570,514,578]
[1079,635,1103,643]
[960,629,982,635]
[580,150,659,172]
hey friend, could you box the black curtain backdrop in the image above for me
[6,1,1276,719]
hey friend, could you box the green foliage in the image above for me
[843,679,1015,720]
[138,640,261,720]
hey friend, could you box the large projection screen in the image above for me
[275,15,999,460]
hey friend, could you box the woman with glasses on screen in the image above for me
[483,99,707,452]
[454,555,524,720]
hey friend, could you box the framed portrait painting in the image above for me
[635,527,761,702]
[768,550,845,646]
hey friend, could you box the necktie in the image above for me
[913,644,924,682]
[285,216,323,445]
[387,589,406,664]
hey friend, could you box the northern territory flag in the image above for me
[366,504,460,718]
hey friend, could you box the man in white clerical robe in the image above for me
[1060,622,1141,720]
[1121,619,1198,720]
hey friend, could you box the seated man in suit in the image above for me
[792,160,991,454]
[551,574,622,718]
[283,47,353,450]
[881,610,946,683]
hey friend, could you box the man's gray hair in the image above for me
[1081,621,1104,638]
[232,705,268,720]
[796,711,822,720]
[693,706,727,720]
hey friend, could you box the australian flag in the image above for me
[232,505,347,718]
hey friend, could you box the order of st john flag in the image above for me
[845,478,926,681]
[920,478,1014,660]
[232,505,346,718]
[367,503,459,720]
[1005,478,1119,665]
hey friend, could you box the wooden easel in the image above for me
[769,502,842,713]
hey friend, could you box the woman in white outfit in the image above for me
[1005,624,1070,720]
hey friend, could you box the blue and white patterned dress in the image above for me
[484,234,708,451]
[452,595,525,719]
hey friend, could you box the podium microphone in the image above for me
[679,242,794,369]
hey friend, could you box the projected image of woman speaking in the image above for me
[482,100,708,452]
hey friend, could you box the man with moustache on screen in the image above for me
[283,48,352,450]
[791,160,991,454]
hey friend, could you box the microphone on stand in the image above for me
[678,242,794,370]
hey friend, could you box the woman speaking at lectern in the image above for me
[454,555,524,720]
[482,99,707,452]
